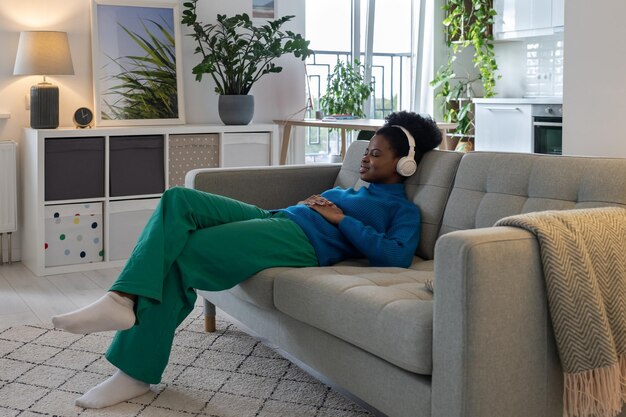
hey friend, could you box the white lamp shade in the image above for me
[13,31,74,76]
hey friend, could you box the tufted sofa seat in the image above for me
[273,263,435,374]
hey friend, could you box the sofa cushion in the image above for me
[440,152,626,236]
[273,263,435,375]
[335,140,462,260]
[228,257,434,310]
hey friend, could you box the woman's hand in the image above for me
[298,195,334,207]
[309,203,345,225]
[298,195,345,225]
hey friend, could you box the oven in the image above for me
[533,104,563,155]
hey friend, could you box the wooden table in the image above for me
[273,118,457,165]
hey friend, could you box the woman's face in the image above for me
[359,134,403,184]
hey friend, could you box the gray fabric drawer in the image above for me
[110,135,165,197]
[45,137,105,201]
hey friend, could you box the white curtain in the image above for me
[362,0,375,118]
[410,0,435,116]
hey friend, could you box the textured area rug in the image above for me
[0,307,373,417]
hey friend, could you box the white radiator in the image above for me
[0,140,17,264]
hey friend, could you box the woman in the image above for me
[52,111,442,409]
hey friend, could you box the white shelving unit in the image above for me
[22,123,279,276]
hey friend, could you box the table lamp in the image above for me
[13,31,74,129]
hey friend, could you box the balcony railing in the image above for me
[305,50,412,162]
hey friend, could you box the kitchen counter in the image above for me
[473,97,563,105]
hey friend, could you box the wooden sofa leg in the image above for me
[204,298,217,333]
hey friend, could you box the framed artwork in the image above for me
[252,0,275,19]
[91,0,185,126]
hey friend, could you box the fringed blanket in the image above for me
[495,207,626,417]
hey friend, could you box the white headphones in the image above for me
[393,125,417,177]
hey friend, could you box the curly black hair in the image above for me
[376,111,442,165]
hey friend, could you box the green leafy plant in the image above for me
[431,0,499,137]
[101,18,178,120]
[319,59,374,118]
[181,0,312,95]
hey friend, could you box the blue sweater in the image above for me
[278,183,421,267]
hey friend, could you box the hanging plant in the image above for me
[431,0,499,138]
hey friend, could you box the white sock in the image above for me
[52,292,135,334]
[75,369,150,409]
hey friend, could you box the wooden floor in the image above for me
[0,262,121,328]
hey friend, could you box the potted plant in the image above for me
[181,1,312,125]
[430,0,499,151]
[319,59,374,119]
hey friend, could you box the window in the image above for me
[306,0,351,52]
[305,0,414,162]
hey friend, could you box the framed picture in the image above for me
[91,0,185,126]
[252,0,275,19]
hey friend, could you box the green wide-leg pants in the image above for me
[105,187,318,383]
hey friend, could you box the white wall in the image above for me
[0,0,306,261]
[563,0,626,157]
[493,41,526,97]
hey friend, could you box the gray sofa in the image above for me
[185,140,626,417]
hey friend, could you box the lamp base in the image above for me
[30,83,59,129]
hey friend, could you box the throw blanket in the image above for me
[495,207,626,417]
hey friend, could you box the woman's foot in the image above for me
[75,369,150,409]
[52,292,135,334]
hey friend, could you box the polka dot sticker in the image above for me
[44,243,48,249]
[45,203,103,267]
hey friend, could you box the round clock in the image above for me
[73,107,94,128]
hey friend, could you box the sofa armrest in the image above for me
[184,164,342,209]
[432,226,563,417]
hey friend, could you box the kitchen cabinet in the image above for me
[474,98,563,154]
[552,0,564,29]
[494,0,563,40]
[474,103,533,152]
[21,124,278,276]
